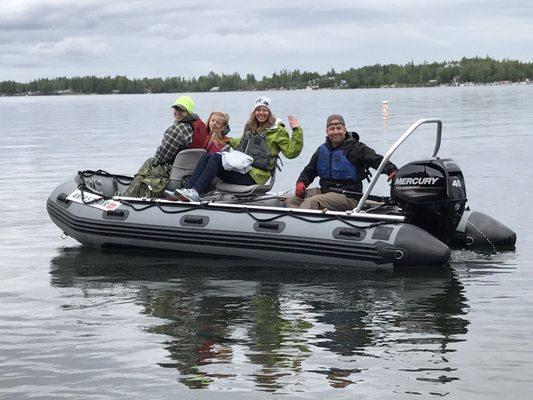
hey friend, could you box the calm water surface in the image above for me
[1,86,532,399]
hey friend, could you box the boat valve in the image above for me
[394,249,405,260]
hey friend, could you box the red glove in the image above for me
[387,170,397,182]
[295,182,307,198]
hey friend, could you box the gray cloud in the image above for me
[1,0,531,81]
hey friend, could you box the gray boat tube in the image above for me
[46,174,452,270]
[392,224,451,267]
[452,210,516,250]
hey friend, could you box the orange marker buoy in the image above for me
[382,100,389,119]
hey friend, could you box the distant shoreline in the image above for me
[1,79,530,98]
[1,57,532,97]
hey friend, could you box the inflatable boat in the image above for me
[46,119,516,270]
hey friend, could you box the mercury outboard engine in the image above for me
[391,158,467,244]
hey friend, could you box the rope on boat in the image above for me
[75,170,398,229]
[78,169,134,185]
[122,200,206,214]
[240,208,392,229]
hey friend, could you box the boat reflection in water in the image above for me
[50,247,470,394]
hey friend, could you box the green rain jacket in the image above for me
[228,120,304,184]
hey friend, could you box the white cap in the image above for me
[253,96,272,112]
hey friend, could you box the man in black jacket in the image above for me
[285,114,397,210]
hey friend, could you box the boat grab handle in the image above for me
[180,215,210,227]
[258,222,280,230]
[353,118,442,213]
[253,221,286,233]
[107,210,125,217]
[103,209,129,221]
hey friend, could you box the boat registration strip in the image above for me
[67,189,122,212]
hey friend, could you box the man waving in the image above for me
[285,114,397,211]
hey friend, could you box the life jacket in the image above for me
[316,143,357,181]
[187,118,209,150]
[235,131,271,171]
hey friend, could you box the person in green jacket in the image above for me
[175,96,303,201]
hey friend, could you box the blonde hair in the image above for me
[206,111,229,148]
[244,107,276,133]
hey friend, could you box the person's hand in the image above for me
[387,170,397,182]
[287,115,300,129]
[295,181,307,198]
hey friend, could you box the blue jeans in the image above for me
[185,153,255,194]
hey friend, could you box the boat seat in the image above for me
[166,150,281,197]
[166,148,207,191]
[216,160,280,197]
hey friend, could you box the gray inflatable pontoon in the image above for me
[46,119,516,270]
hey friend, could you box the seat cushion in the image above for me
[216,182,265,194]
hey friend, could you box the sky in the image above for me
[1,0,532,82]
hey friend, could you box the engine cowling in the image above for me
[391,158,467,244]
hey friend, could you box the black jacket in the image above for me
[297,132,397,194]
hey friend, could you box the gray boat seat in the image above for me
[216,164,278,197]
[166,148,207,191]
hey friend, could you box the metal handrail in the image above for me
[353,118,442,213]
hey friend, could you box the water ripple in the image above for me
[1,87,532,399]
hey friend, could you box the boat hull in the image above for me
[46,179,451,270]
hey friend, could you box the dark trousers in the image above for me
[185,153,255,194]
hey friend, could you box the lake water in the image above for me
[1,86,532,399]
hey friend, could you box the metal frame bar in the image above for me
[114,194,406,222]
[353,118,442,213]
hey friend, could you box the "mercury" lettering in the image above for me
[395,177,440,185]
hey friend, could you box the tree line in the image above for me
[1,57,532,96]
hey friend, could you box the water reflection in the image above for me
[50,247,469,393]
[451,249,517,279]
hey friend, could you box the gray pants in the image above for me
[284,188,360,211]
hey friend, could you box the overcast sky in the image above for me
[1,0,532,82]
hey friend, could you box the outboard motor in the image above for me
[391,158,467,244]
